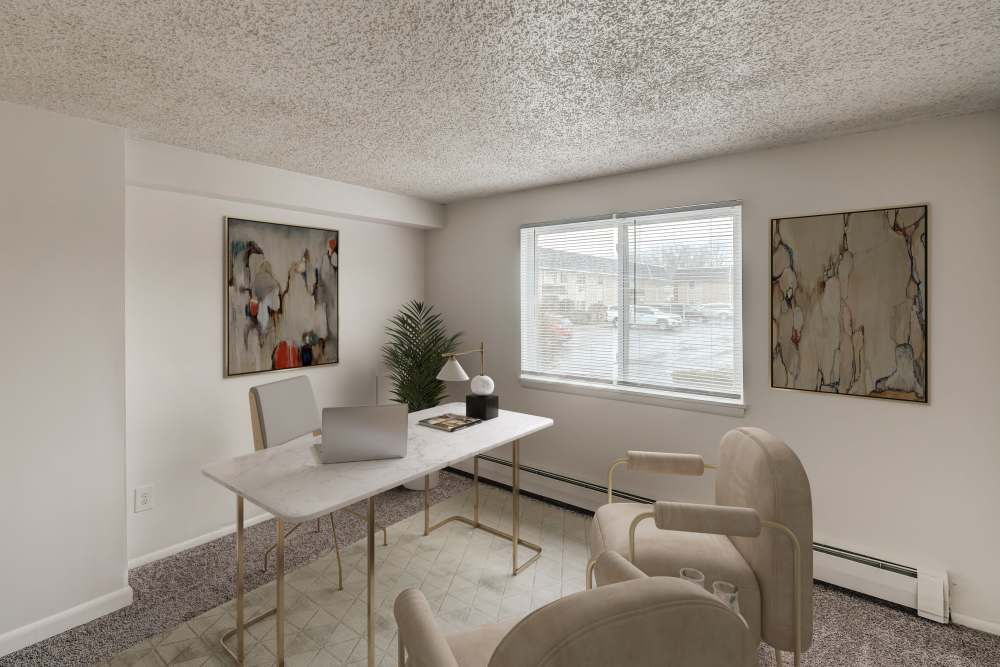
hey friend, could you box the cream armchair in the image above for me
[394,551,751,667]
[588,427,813,667]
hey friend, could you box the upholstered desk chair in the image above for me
[394,551,750,667]
[248,375,389,586]
[588,427,812,667]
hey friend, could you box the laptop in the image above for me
[319,403,408,464]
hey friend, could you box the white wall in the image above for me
[427,112,1000,628]
[125,145,427,562]
[0,102,131,649]
[127,140,443,230]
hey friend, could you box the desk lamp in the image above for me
[436,342,498,420]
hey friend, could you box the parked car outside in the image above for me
[606,305,683,329]
[701,303,734,320]
[680,303,707,320]
[542,313,574,342]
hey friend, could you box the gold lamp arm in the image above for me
[441,342,485,375]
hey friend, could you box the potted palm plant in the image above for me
[383,301,462,489]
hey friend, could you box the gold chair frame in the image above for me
[248,391,389,576]
[628,511,803,667]
[587,454,803,667]
[586,456,718,589]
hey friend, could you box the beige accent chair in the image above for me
[588,427,813,667]
[394,551,751,667]
[248,376,388,584]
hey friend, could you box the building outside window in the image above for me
[519,202,743,407]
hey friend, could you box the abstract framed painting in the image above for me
[771,205,927,403]
[225,217,339,377]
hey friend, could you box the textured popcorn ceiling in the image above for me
[1,2,998,202]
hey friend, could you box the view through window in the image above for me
[519,203,743,403]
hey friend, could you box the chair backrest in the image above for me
[248,376,321,450]
[489,577,747,667]
[715,427,813,652]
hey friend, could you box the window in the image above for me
[519,202,743,407]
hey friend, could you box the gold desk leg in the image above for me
[276,518,285,666]
[220,501,285,664]
[473,456,480,526]
[423,474,430,536]
[222,497,282,664]
[512,440,520,576]
[236,496,244,663]
[424,449,541,576]
[330,515,344,591]
[367,497,376,667]
[348,507,388,546]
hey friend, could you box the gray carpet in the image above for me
[4,471,999,666]
[757,585,1000,666]
[0,472,473,666]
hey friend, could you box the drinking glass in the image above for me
[712,580,740,615]
[679,567,706,589]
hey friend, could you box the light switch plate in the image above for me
[134,485,154,513]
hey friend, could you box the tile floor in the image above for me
[100,484,589,666]
[80,482,1000,666]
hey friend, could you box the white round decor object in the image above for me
[470,374,495,396]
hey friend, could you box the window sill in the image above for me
[519,375,747,417]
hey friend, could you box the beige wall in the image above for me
[427,112,1000,628]
[0,102,130,648]
[125,146,428,563]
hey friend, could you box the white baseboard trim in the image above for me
[813,551,918,609]
[128,511,273,569]
[952,612,1000,636]
[0,586,134,657]
[465,462,1000,637]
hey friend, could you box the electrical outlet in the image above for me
[134,485,154,513]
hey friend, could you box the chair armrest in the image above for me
[606,452,712,504]
[594,551,648,586]
[653,501,762,537]
[629,502,762,562]
[394,589,459,667]
[627,451,707,476]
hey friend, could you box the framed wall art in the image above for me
[225,217,339,376]
[771,205,927,402]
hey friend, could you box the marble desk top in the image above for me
[202,403,553,523]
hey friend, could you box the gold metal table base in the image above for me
[221,499,291,665]
[423,442,542,576]
[220,608,276,663]
[225,439,538,667]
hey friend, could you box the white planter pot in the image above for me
[403,470,440,491]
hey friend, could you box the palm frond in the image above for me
[382,300,463,412]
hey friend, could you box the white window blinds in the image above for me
[520,203,743,404]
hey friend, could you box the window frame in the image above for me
[518,201,745,415]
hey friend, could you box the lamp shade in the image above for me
[436,356,469,382]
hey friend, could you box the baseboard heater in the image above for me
[450,456,950,624]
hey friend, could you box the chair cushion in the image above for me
[445,620,517,667]
[590,502,761,662]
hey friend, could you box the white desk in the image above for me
[203,403,553,666]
